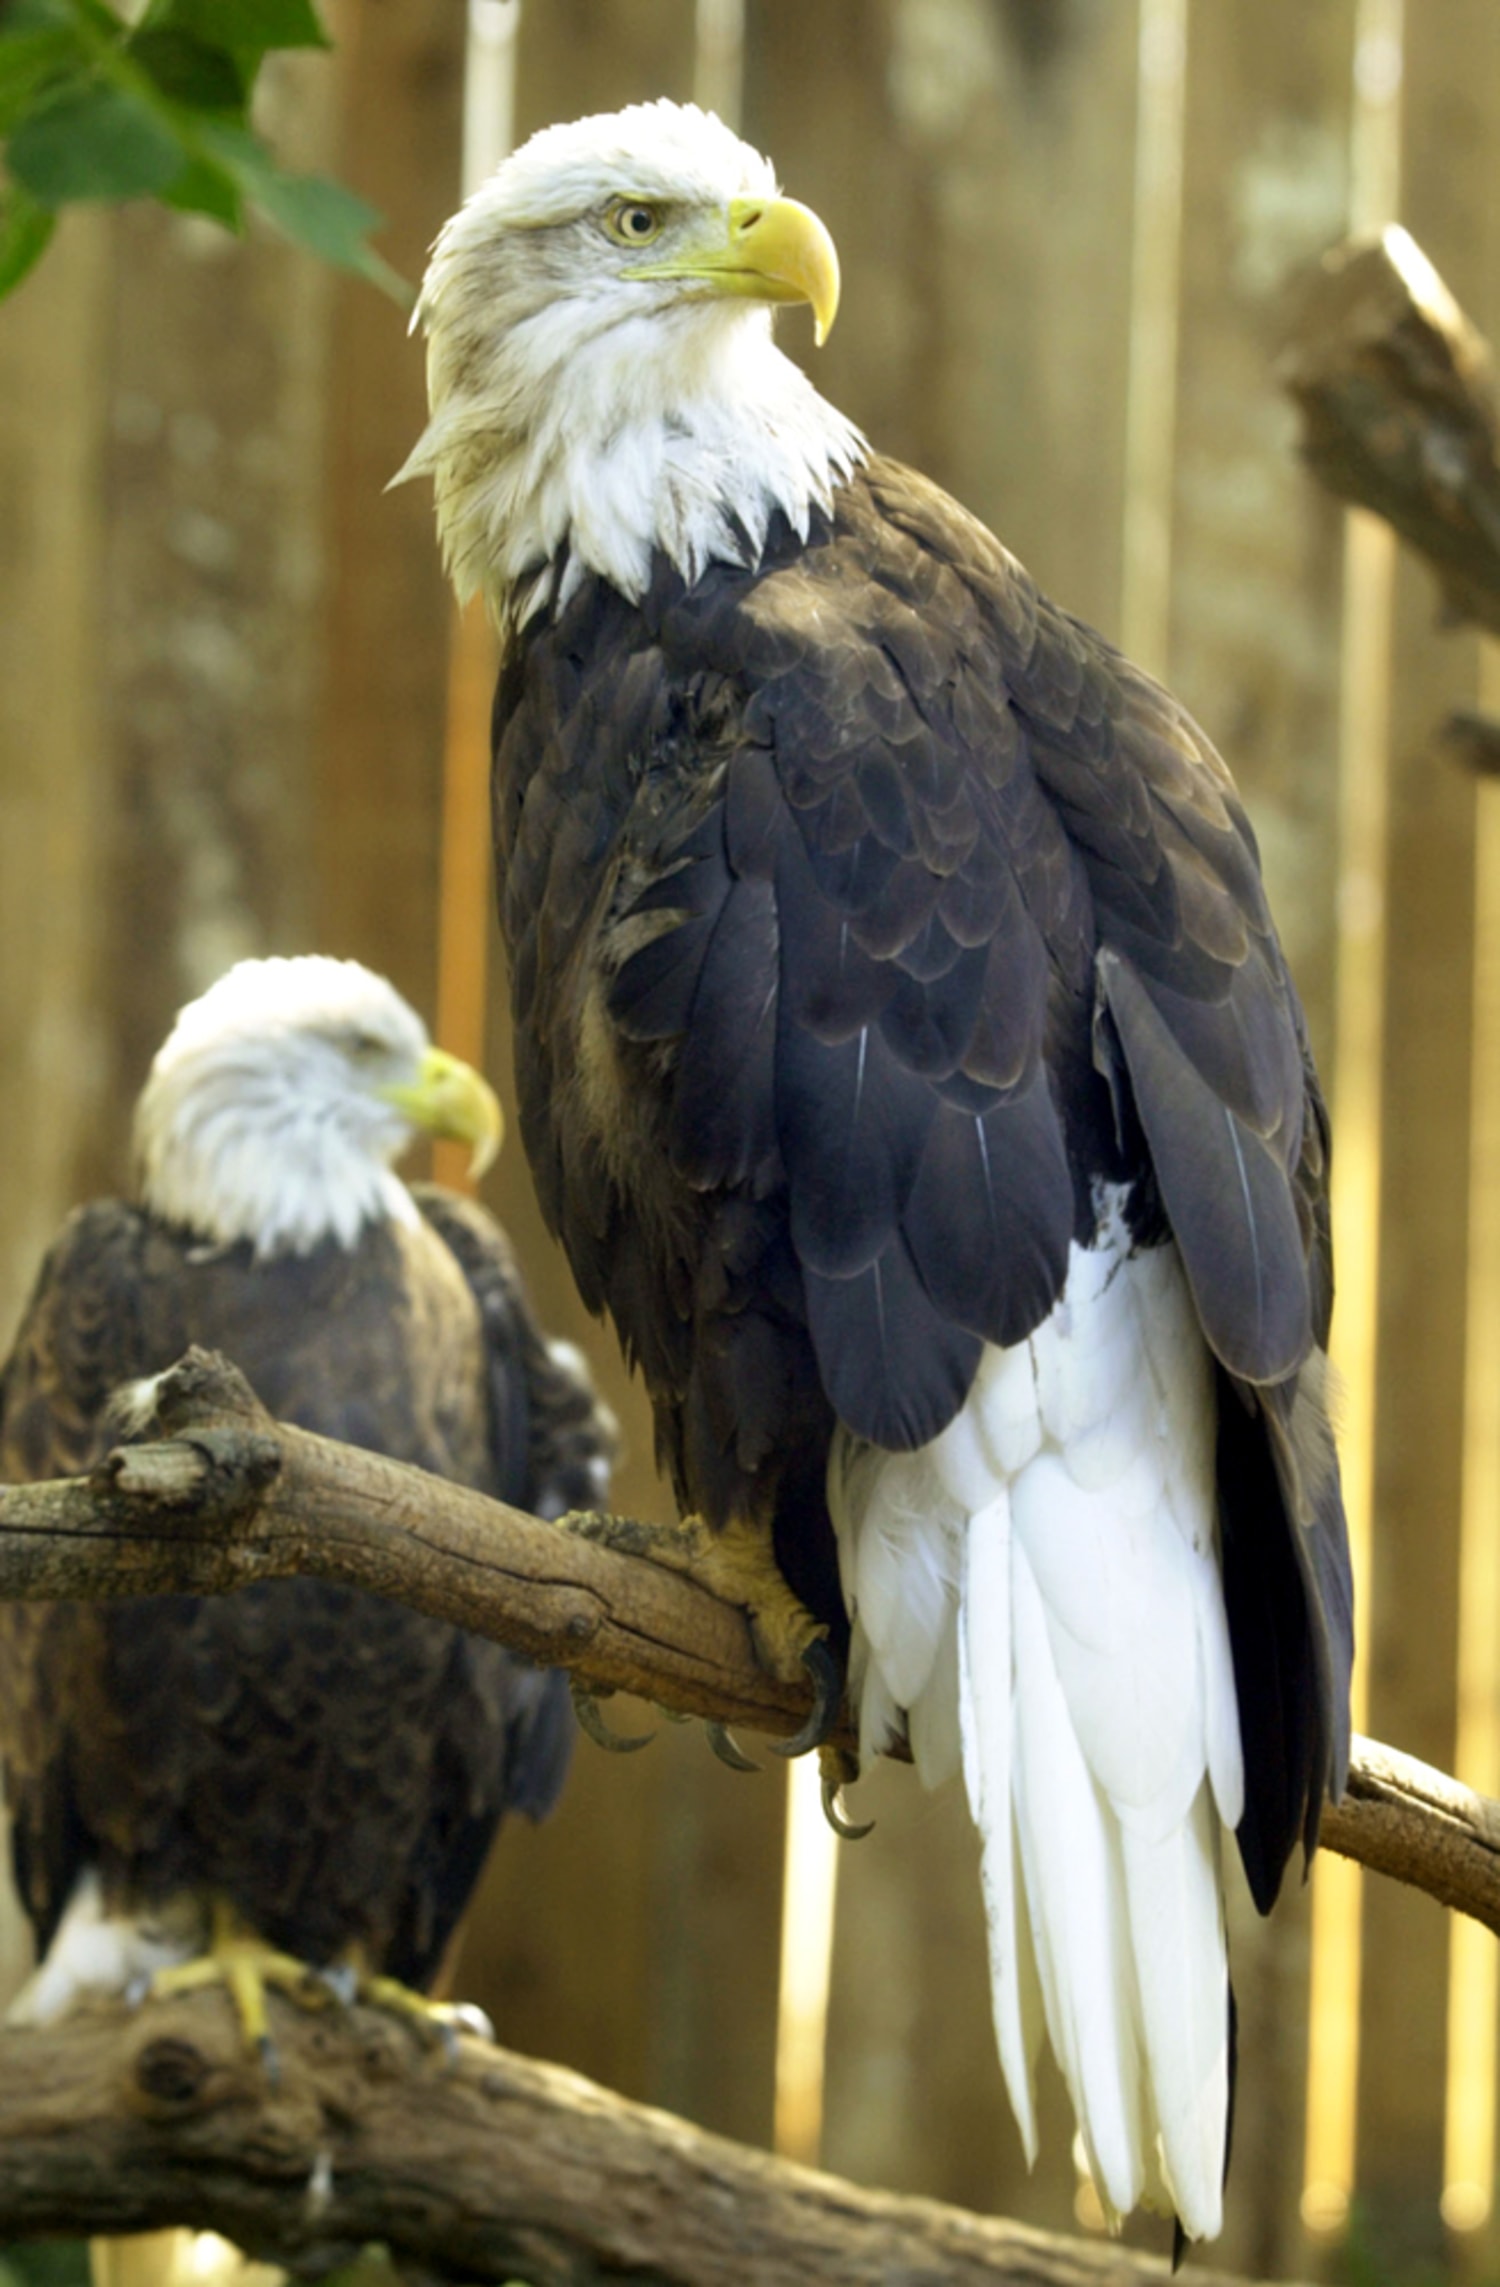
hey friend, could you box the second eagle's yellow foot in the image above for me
[147,1903,331,2073]
[558,1510,842,1755]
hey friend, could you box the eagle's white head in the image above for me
[134,956,502,1258]
[397,99,865,620]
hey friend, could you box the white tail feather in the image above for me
[830,1205,1239,2243]
[958,1492,1042,2160]
[1119,1793,1229,2233]
[1009,1534,1149,2216]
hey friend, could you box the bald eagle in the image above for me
[0,955,614,2036]
[403,103,1352,2242]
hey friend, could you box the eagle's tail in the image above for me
[833,1215,1243,2243]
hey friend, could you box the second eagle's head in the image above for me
[398,100,865,613]
[134,955,502,1259]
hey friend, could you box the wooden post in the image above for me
[315,1,468,1019]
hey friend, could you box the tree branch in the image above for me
[1278,223,1500,636]
[0,1990,1294,2286]
[0,1347,815,1746]
[3,1351,1499,1937]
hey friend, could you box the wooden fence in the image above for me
[4,0,1500,2276]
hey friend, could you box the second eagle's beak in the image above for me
[624,195,841,346]
[383,1047,504,1178]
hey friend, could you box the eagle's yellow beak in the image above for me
[624,195,841,346]
[383,1047,503,1178]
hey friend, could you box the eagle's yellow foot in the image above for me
[557,1510,841,1755]
[147,1902,330,2071]
[354,1972,493,2055]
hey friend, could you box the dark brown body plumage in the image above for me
[493,454,1350,1912]
[0,1185,609,1987]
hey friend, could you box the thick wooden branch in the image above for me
[0,1347,815,1745]
[0,1991,1291,2286]
[3,1352,1499,1939]
[1279,224,1500,634]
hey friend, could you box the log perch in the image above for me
[1279,223,1500,635]
[4,1352,1500,1939]
[0,1347,816,1745]
[0,1991,1294,2287]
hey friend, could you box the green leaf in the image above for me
[199,119,410,302]
[126,25,246,111]
[0,28,88,135]
[161,151,241,225]
[0,0,88,32]
[0,177,57,296]
[7,77,187,204]
[255,169,411,302]
[140,0,328,53]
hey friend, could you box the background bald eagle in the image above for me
[404,102,1352,2244]
[0,954,613,2032]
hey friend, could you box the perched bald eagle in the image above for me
[403,103,1352,2241]
[0,955,613,2035]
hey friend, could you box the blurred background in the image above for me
[4,0,1500,2277]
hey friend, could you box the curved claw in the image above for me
[821,1772,874,1841]
[706,1721,762,1773]
[771,1635,844,1759]
[571,1677,657,1753]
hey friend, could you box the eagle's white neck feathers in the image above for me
[134,957,426,1259]
[396,101,866,621]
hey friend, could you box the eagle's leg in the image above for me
[555,1510,841,1751]
[147,1899,330,2062]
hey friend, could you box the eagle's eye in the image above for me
[605,199,664,247]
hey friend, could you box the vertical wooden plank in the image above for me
[80,58,342,1193]
[316,0,468,1019]
[0,206,112,2013]
[746,0,1143,2235]
[0,209,111,1350]
[747,0,1139,636]
[453,0,787,2156]
[1444,35,1500,2254]
[1354,2,1491,2263]
[512,0,698,125]
[1166,5,1357,2270]
[1169,1,1354,1064]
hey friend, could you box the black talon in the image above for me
[771,1635,844,1759]
[821,1771,874,1841]
[706,1721,762,1772]
[571,1677,656,1753]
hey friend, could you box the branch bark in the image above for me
[4,1351,1500,1937]
[0,1990,1294,2286]
[1278,223,1500,636]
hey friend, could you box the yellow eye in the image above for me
[606,199,664,247]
